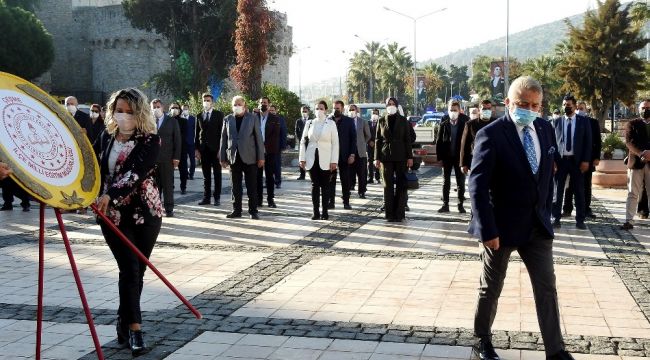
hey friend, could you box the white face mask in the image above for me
[203,101,212,111]
[552,114,560,120]
[371,114,379,121]
[232,105,244,115]
[480,109,492,120]
[182,110,189,117]
[349,111,357,118]
[449,111,459,120]
[114,112,136,135]
[301,112,309,119]
[470,113,479,120]
[153,108,163,118]
[67,105,77,114]
[90,112,99,119]
[171,109,180,117]
[316,109,326,120]
[386,105,397,115]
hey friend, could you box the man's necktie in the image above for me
[566,119,572,152]
[523,126,538,174]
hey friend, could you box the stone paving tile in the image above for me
[0,243,270,310]
[595,187,650,253]
[234,256,650,339]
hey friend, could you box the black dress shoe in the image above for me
[275,184,281,189]
[180,189,186,195]
[327,203,335,210]
[576,222,587,230]
[198,199,210,205]
[438,204,449,213]
[547,350,575,360]
[250,213,260,220]
[458,204,466,214]
[226,212,242,218]
[405,205,410,212]
[297,176,305,180]
[367,179,374,184]
[22,206,30,212]
[268,201,277,208]
[129,329,149,357]
[320,213,329,220]
[257,201,263,207]
[116,318,129,346]
[165,211,174,217]
[473,338,500,360]
[562,210,572,217]
[343,203,352,210]
[620,221,634,230]
[387,218,400,222]
[0,204,12,211]
[311,213,320,220]
[553,219,561,229]
[359,193,366,199]
[214,199,221,206]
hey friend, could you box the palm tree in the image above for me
[521,55,563,116]
[377,42,413,101]
[346,42,383,102]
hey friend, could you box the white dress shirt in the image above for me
[260,113,268,143]
[512,118,541,165]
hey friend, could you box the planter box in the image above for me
[593,159,627,188]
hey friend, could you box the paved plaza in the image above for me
[0,164,649,359]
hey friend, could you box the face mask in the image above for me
[349,111,357,118]
[448,111,459,120]
[480,110,492,120]
[67,105,77,114]
[232,105,244,115]
[114,112,136,135]
[153,108,163,118]
[510,107,538,126]
[260,104,268,113]
[203,101,212,111]
[576,109,585,116]
[552,114,560,120]
[386,105,397,115]
[643,109,650,119]
[334,109,342,118]
[182,110,189,117]
[171,109,180,117]
[371,114,379,121]
[302,112,309,119]
[90,112,99,119]
[316,109,326,120]
[564,106,573,116]
[470,113,479,120]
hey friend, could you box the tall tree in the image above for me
[4,0,39,12]
[557,0,649,128]
[346,41,384,103]
[521,55,563,116]
[0,1,53,80]
[376,42,413,102]
[229,0,273,99]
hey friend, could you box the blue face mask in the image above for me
[510,107,538,126]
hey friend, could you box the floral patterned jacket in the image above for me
[97,131,163,226]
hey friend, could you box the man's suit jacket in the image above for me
[176,115,188,152]
[220,111,265,165]
[257,112,281,155]
[468,115,558,247]
[353,116,371,158]
[331,115,357,163]
[278,115,288,151]
[553,114,592,165]
[298,118,340,171]
[368,121,378,156]
[586,116,601,170]
[185,115,196,149]
[74,110,91,130]
[374,114,413,162]
[295,118,306,144]
[436,114,469,163]
[156,114,181,163]
[195,109,224,152]
[460,117,495,168]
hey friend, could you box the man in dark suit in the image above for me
[65,96,91,133]
[170,103,189,194]
[367,109,380,184]
[295,105,309,180]
[257,97,281,208]
[328,100,357,210]
[562,101,601,218]
[181,104,197,180]
[469,76,574,360]
[221,96,265,219]
[460,99,495,175]
[552,95,592,229]
[195,93,224,206]
[436,100,469,213]
[152,99,181,217]
[269,105,287,189]
[349,104,371,198]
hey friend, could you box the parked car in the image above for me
[407,116,421,127]
[417,111,445,127]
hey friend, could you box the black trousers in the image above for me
[179,146,190,191]
[552,157,585,223]
[381,161,407,220]
[257,153,276,203]
[1,178,30,207]
[563,169,594,215]
[298,166,306,178]
[329,161,352,205]
[155,161,174,213]
[274,152,282,186]
[200,147,222,201]
[308,150,331,214]
[230,156,258,214]
[474,226,564,356]
[100,217,162,325]
[350,156,368,195]
[442,159,465,204]
[368,149,380,182]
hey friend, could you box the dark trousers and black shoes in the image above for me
[381,161,407,221]
[274,152,282,187]
[308,150,331,220]
[474,226,567,359]
[100,217,161,355]
[178,147,191,193]
[230,156,258,216]
[350,156,368,196]
[563,169,594,217]
[155,162,174,215]
[199,147,222,204]
[329,163,352,208]
[297,167,306,180]
[1,178,30,211]
[441,160,466,212]
[257,153,276,206]
[553,157,586,226]
[368,152,380,183]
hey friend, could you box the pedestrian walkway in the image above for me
[0,167,648,359]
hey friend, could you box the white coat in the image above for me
[299,118,339,171]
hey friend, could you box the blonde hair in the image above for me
[507,76,543,100]
[105,88,156,135]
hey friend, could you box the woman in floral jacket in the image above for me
[95,88,162,356]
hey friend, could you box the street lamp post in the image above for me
[504,0,510,95]
[294,46,311,103]
[383,6,446,116]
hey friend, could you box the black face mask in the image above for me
[644,109,650,119]
[334,110,342,118]
[564,106,573,116]
[260,105,268,112]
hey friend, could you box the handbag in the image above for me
[405,170,419,190]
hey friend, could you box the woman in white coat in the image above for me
[299,100,339,220]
